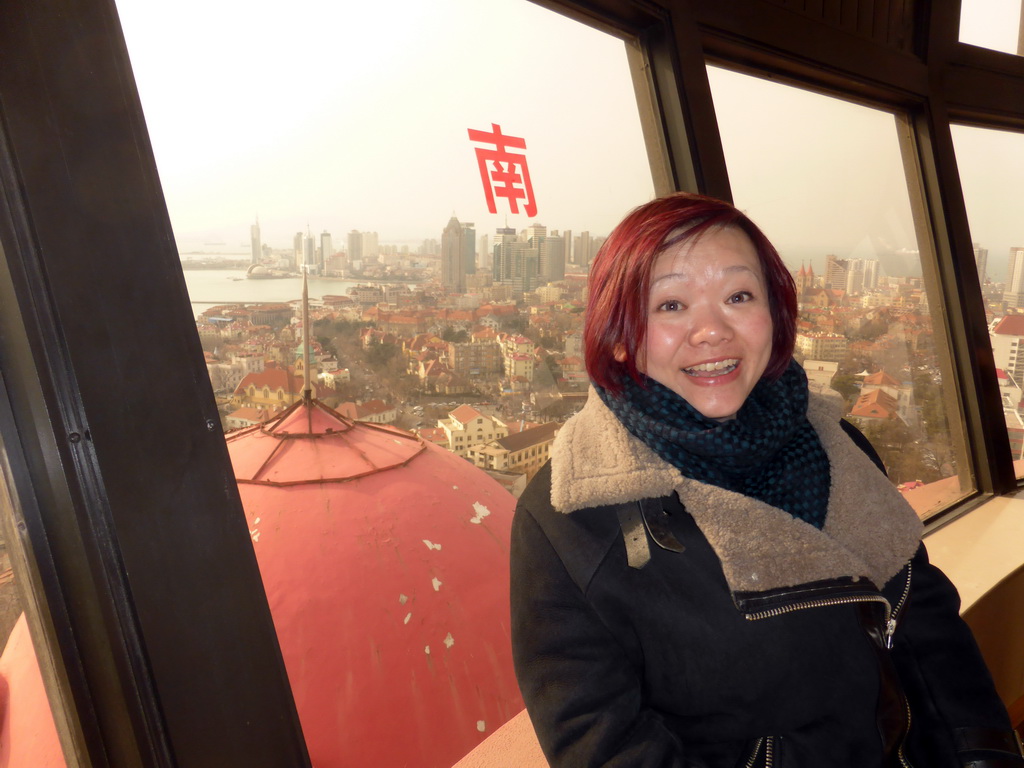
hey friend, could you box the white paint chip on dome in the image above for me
[404,613,412,625]
[425,646,430,655]
[476,721,486,732]
[432,577,442,591]
[470,502,491,524]
[399,594,408,605]
[423,539,442,551]
[444,632,454,649]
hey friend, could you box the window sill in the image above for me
[924,490,1024,612]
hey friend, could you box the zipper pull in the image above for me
[885,617,897,649]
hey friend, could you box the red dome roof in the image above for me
[0,615,63,767]
[225,400,523,768]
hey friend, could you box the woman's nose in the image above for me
[687,305,731,346]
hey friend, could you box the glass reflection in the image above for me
[951,123,1024,477]
[707,65,969,518]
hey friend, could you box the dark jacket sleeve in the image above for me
[891,544,1024,767]
[843,420,1023,766]
[510,503,686,768]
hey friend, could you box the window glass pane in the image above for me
[707,65,971,519]
[116,0,652,415]
[950,124,1024,478]
[0,469,70,765]
[113,0,653,765]
[959,0,1024,56]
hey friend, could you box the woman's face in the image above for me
[627,226,774,421]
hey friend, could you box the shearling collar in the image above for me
[550,388,923,592]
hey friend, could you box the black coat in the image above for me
[511,391,1021,768]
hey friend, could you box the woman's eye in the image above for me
[727,291,753,304]
[657,299,683,311]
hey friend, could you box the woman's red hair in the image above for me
[584,192,797,394]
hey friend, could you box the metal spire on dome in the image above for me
[302,267,312,403]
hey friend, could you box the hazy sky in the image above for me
[115,0,1022,278]
[114,0,654,249]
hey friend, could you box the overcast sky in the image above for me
[114,0,1023,278]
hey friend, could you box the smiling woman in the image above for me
[640,227,774,421]
[510,191,1022,768]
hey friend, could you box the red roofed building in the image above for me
[439,405,508,458]
[989,315,1024,386]
[849,387,902,422]
[336,398,397,424]
[231,362,331,412]
[468,421,561,481]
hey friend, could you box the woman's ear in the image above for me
[613,344,628,363]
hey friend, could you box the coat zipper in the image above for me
[743,737,764,768]
[743,593,892,625]
[897,696,913,767]
[886,562,912,649]
[744,590,911,767]
[743,736,775,768]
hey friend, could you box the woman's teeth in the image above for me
[683,359,738,376]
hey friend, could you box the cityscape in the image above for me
[188,217,1024,518]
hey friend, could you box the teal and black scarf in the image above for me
[595,359,831,528]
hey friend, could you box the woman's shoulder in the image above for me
[514,461,634,594]
[548,389,680,514]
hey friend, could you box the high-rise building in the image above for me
[863,259,880,292]
[320,231,333,272]
[824,254,849,290]
[303,231,316,273]
[540,231,565,283]
[974,243,989,286]
[441,215,467,293]
[250,220,261,267]
[362,231,379,262]
[293,232,303,264]
[461,222,476,276]
[512,245,540,295]
[525,223,547,248]
[845,258,879,295]
[478,234,490,270]
[347,230,363,267]
[492,227,518,284]
[562,229,572,268]
[1004,247,1024,308]
[574,231,592,268]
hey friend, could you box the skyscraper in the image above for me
[824,254,849,290]
[1004,247,1024,308]
[303,231,316,273]
[250,220,261,267]
[845,259,879,295]
[461,222,476,277]
[441,215,466,292]
[540,231,565,283]
[478,234,490,270]
[575,231,592,268]
[347,230,363,267]
[320,231,333,273]
[974,243,988,286]
[362,231,379,262]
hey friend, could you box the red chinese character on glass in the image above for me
[467,123,537,217]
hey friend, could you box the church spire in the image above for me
[302,268,312,403]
